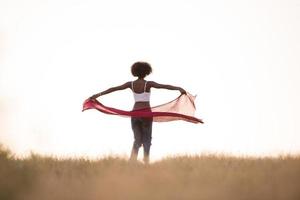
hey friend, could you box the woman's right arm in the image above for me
[90,82,131,99]
[149,81,186,94]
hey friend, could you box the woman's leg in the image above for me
[130,118,142,161]
[141,118,153,164]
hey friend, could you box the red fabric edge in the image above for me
[82,95,204,124]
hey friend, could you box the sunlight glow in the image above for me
[1,0,300,160]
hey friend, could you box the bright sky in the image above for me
[1,0,300,161]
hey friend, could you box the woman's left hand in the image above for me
[179,88,187,95]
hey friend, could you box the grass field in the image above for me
[1,145,300,200]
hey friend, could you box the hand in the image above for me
[179,88,187,95]
[89,93,100,100]
[89,96,96,100]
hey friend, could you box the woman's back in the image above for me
[131,79,150,93]
[131,79,151,110]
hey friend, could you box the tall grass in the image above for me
[0,145,300,200]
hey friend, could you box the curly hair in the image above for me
[131,61,152,78]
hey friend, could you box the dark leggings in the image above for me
[130,117,153,163]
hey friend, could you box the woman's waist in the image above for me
[132,102,151,111]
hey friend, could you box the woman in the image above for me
[90,61,187,163]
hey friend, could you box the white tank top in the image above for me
[132,81,150,102]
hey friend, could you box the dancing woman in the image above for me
[89,62,187,163]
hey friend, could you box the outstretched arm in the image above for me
[90,82,131,99]
[148,81,186,94]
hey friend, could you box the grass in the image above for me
[1,145,300,200]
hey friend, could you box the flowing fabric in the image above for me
[82,93,204,124]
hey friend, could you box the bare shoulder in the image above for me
[115,81,131,90]
[147,81,157,87]
[124,81,131,86]
[123,81,132,88]
[147,81,163,88]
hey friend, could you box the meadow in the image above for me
[1,145,300,200]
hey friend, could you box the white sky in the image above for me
[1,0,300,160]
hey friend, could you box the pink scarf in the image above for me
[82,93,203,124]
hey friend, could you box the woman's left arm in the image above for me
[90,82,131,99]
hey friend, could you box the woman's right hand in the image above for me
[90,93,100,99]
